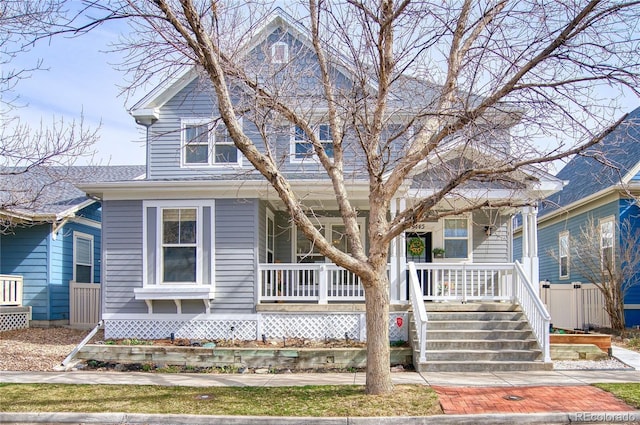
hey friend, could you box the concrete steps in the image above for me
[411,302,552,372]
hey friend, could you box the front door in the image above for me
[406,232,432,297]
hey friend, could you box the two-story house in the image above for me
[82,10,562,371]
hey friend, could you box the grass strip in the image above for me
[0,383,441,417]
[594,383,640,408]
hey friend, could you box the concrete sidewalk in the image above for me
[2,347,640,424]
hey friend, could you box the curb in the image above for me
[2,411,640,425]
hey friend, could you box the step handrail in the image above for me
[514,261,551,363]
[408,262,427,362]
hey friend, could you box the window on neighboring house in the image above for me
[162,208,197,283]
[271,42,288,64]
[292,124,334,161]
[73,232,93,283]
[444,218,469,259]
[600,217,615,270]
[183,119,240,166]
[559,231,569,279]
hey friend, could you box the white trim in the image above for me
[73,231,94,284]
[266,208,275,262]
[270,41,289,63]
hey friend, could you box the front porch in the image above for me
[0,274,30,332]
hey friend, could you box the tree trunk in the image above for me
[363,275,393,395]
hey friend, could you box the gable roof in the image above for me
[538,106,640,218]
[0,165,145,221]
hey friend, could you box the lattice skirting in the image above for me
[104,312,409,342]
[0,310,30,332]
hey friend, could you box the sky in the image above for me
[9,13,147,166]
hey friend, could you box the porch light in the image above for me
[484,225,495,236]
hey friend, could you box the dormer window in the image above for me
[182,118,241,166]
[271,42,288,64]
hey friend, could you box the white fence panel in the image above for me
[540,282,610,330]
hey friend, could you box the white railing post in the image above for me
[318,265,328,304]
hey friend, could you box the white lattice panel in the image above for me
[105,319,257,340]
[389,313,409,342]
[262,313,363,340]
[0,312,29,332]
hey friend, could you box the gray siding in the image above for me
[103,200,146,314]
[212,199,258,313]
[471,209,510,263]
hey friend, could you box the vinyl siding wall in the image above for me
[471,209,510,263]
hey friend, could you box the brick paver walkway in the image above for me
[433,385,635,414]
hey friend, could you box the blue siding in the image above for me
[1,225,50,320]
[538,200,618,284]
[619,199,640,307]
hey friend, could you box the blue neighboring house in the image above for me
[517,106,640,328]
[0,165,145,326]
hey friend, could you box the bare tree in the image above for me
[0,1,99,228]
[551,217,640,333]
[80,0,640,394]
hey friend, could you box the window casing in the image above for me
[73,232,94,283]
[143,200,213,286]
[182,119,240,166]
[444,218,469,259]
[271,42,289,64]
[600,217,615,270]
[559,231,569,279]
[291,124,334,162]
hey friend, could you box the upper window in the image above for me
[444,218,469,259]
[291,124,334,162]
[73,232,94,283]
[600,217,615,270]
[182,119,240,166]
[559,231,569,279]
[271,42,289,64]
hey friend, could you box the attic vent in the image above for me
[271,42,288,64]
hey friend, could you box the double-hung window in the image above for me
[182,119,240,166]
[600,217,615,270]
[295,218,364,263]
[444,218,469,259]
[559,231,569,279]
[292,124,333,162]
[73,232,94,283]
[162,208,197,283]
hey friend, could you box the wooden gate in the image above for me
[70,281,101,329]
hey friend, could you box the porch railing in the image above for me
[514,261,551,362]
[407,262,427,363]
[0,274,23,306]
[259,263,365,303]
[411,262,516,302]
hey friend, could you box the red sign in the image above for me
[396,317,403,328]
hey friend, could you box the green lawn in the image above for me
[0,383,442,417]
[594,383,640,408]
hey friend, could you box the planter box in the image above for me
[549,333,611,353]
[77,345,413,370]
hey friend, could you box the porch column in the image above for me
[390,199,399,303]
[520,205,539,286]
